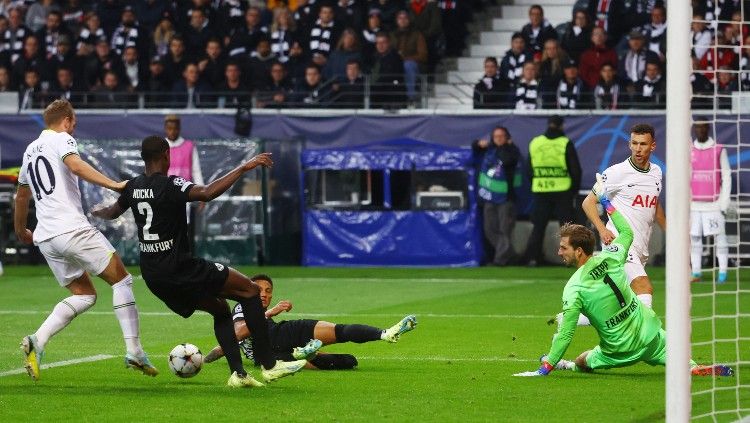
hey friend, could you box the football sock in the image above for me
[112,274,143,355]
[333,324,383,343]
[214,314,246,376]
[310,354,358,370]
[576,314,591,326]
[716,233,729,273]
[35,294,96,349]
[238,295,276,369]
[691,235,703,274]
[637,294,653,308]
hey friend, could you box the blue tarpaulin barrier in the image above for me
[301,138,481,266]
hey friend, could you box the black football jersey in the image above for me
[117,173,195,277]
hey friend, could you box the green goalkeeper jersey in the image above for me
[546,209,663,366]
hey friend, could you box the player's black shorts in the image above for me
[143,257,229,318]
[232,303,318,361]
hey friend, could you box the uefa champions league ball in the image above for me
[168,343,203,378]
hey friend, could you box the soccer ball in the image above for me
[168,343,203,378]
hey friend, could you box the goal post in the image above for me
[665,2,693,422]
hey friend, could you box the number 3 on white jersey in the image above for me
[137,202,159,241]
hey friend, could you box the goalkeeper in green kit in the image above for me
[514,174,734,377]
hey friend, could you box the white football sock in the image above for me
[577,314,591,326]
[112,274,143,355]
[637,294,653,308]
[691,235,703,274]
[35,294,96,349]
[716,233,729,273]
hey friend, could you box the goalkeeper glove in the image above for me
[590,172,604,198]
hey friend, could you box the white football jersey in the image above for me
[19,129,92,243]
[600,158,663,262]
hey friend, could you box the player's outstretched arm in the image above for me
[594,174,633,253]
[14,185,34,244]
[91,201,126,220]
[188,153,273,202]
[582,192,615,244]
[63,154,126,192]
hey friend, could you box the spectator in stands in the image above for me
[217,0,247,32]
[121,45,147,92]
[578,26,617,89]
[292,63,332,107]
[247,37,276,91]
[50,66,84,104]
[362,8,383,68]
[26,0,56,32]
[632,60,664,109]
[336,0,366,32]
[19,67,43,109]
[308,4,340,67]
[151,18,175,58]
[49,35,77,78]
[520,5,557,60]
[197,38,226,90]
[370,31,405,108]
[474,57,507,109]
[627,0,660,31]
[739,35,750,91]
[76,12,105,58]
[473,126,522,266]
[715,66,738,110]
[285,40,308,86]
[133,0,172,36]
[691,61,714,111]
[640,4,666,61]
[593,63,620,110]
[36,10,72,59]
[538,39,569,107]
[499,32,531,86]
[171,62,212,108]
[13,35,47,88]
[511,61,541,110]
[4,7,30,65]
[145,55,171,107]
[618,30,659,92]
[214,61,250,108]
[409,0,442,73]
[293,0,318,32]
[0,66,10,92]
[691,12,711,63]
[696,0,735,31]
[185,7,214,57]
[324,28,362,81]
[332,59,365,107]
[375,0,401,30]
[92,70,136,107]
[587,0,627,48]
[83,38,124,89]
[257,61,292,108]
[110,6,142,57]
[556,59,590,109]
[227,6,267,58]
[162,35,190,88]
[700,31,738,83]
[94,0,122,36]
[269,7,296,63]
[560,9,591,63]
[392,10,427,103]
[439,0,467,57]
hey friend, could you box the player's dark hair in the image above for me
[630,123,655,141]
[43,99,74,127]
[251,274,273,286]
[559,223,595,256]
[141,135,169,163]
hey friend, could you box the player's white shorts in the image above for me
[624,248,648,282]
[37,227,116,286]
[690,210,724,237]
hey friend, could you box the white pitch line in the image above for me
[0,310,553,319]
[0,354,114,377]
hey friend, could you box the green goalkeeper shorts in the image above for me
[585,329,667,370]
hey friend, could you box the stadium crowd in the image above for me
[0,0,474,109]
[474,0,749,110]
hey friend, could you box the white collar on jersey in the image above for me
[627,156,651,173]
[165,136,185,147]
[693,137,716,150]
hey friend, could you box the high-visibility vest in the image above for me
[529,135,572,193]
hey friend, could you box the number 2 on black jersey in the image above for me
[26,156,55,200]
[137,202,159,241]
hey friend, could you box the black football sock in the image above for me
[310,354,358,370]
[214,315,245,376]
[334,324,383,343]
[239,295,276,369]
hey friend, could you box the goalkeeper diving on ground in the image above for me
[514,174,734,377]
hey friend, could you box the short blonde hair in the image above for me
[164,114,180,125]
[43,99,74,127]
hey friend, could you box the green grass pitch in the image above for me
[0,265,747,422]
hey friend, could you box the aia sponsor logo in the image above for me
[631,194,658,208]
